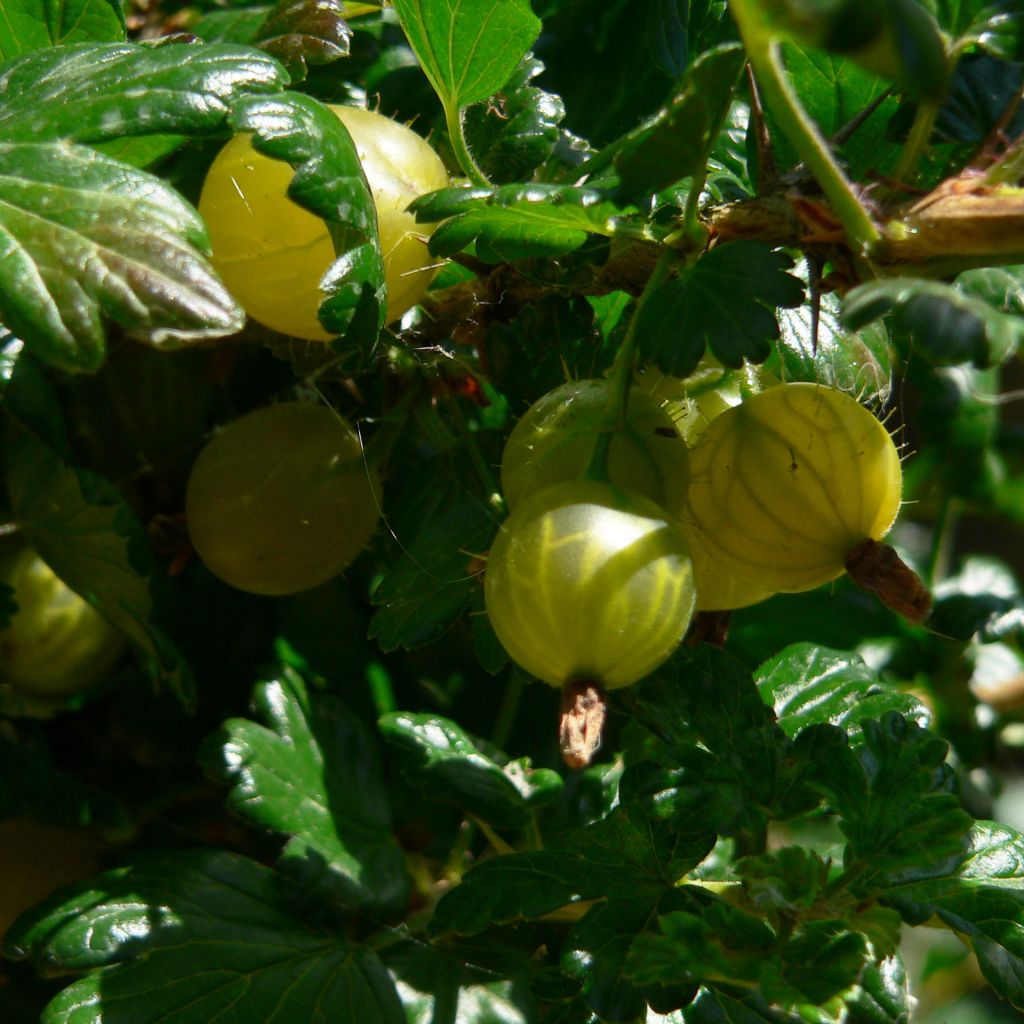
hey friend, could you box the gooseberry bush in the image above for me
[6,0,1024,1021]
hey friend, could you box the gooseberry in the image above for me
[0,546,124,699]
[185,402,380,596]
[500,379,690,511]
[484,479,696,692]
[685,383,919,609]
[198,105,449,339]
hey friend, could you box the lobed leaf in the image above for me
[0,142,242,371]
[4,850,406,1024]
[253,0,352,82]
[379,712,562,828]
[391,0,541,114]
[200,667,409,914]
[0,0,124,60]
[4,356,194,707]
[756,643,930,740]
[636,242,805,377]
[0,42,288,143]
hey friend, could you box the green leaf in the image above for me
[391,0,541,114]
[0,42,288,143]
[681,986,808,1023]
[842,955,911,1024]
[253,0,352,82]
[614,44,746,197]
[763,288,893,404]
[418,184,630,263]
[756,643,931,740]
[4,850,406,1024]
[200,667,409,914]
[882,821,1024,1008]
[0,0,124,60]
[369,449,499,651]
[0,142,242,371]
[842,272,1024,368]
[229,91,385,356]
[735,847,831,914]
[379,712,562,828]
[4,357,194,708]
[636,242,805,376]
[463,55,565,183]
[928,556,1024,642]
[194,8,269,45]
[627,900,868,1008]
[943,0,1024,58]
[428,804,714,937]
[804,713,973,891]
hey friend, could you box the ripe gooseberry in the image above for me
[485,479,696,692]
[500,379,690,511]
[685,383,928,619]
[185,402,379,596]
[0,546,124,699]
[198,105,449,339]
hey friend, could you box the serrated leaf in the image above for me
[944,0,1024,58]
[428,804,714,938]
[756,643,930,740]
[881,821,1024,1007]
[418,184,630,263]
[229,92,385,356]
[254,0,352,82]
[4,357,194,708]
[933,52,1024,143]
[194,8,269,45]
[842,271,1024,368]
[0,0,125,60]
[0,142,243,371]
[842,955,911,1024]
[379,712,562,828]
[636,242,804,376]
[614,44,745,197]
[681,986,807,1023]
[735,847,830,913]
[765,289,893,404]
[627,900,868,1008]
[803,713,973,892]
[200,667,409,914]
[369,449,499,651]
[463,55,565,183]
[391,0,541,116]
[4,850,405,1024]
[0,42,288,143]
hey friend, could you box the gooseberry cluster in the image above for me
[485,370,925,764]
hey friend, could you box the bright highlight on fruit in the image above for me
[685,382,929,621]
[500,379,689,511]
[185,402,380,596]
[198,105,449,339]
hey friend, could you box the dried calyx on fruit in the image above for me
[685,382,931,622]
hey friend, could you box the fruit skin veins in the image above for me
[685,382,902,593]
[185,403,380,596]
[500,379,690,511]
[198,105,449,339]
[0,546,124,699]
[484,479,696,690]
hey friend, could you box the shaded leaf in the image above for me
[943,0,1024,58]
[463,55,565,183]
[0,42,288,143]
[4,358,194,707]
[842,955,911,1024]
[254,0,352,82]
[0,0,123,60]
[428,804,714,937]
[0,142,242,371]
[4,850,405,1024]
[614,44,745,197]
[756,643,930,740]
[391,0,541,114]
[379,712,562,828]
[636,243,804,376]
[928,555,1024,642]
[842,271,1024,368]
[369,449,500,651]
[200,667,409,914]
